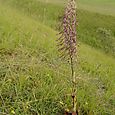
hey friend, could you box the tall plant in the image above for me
[57,0,78,113]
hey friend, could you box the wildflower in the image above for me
[57,0,78,112]
[57,0,77,60]
[11,110,15,114]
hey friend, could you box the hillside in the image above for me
[1,0,115,57]
[37,0,115,16]
[0,0,115,115]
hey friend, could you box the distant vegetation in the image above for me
[1,0,115,57]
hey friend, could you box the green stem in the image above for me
[70,57,77,112]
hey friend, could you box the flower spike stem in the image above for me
[70,57,77,113]
[57,0,78,113]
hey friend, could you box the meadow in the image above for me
[0,0,115,114]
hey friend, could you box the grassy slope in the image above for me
[78,0,115,16]
[1,0,115,57]
[37,0,115,16]
[0,1,115,115]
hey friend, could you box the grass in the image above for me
[37,0,115,16]
[78,0,115,16]
[1,0,115,57]
[0,0,115,115]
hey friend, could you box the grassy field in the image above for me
[37,0,115,16]
[0,0,115,115]
[1,0,115,56]
[78,0,115,16]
